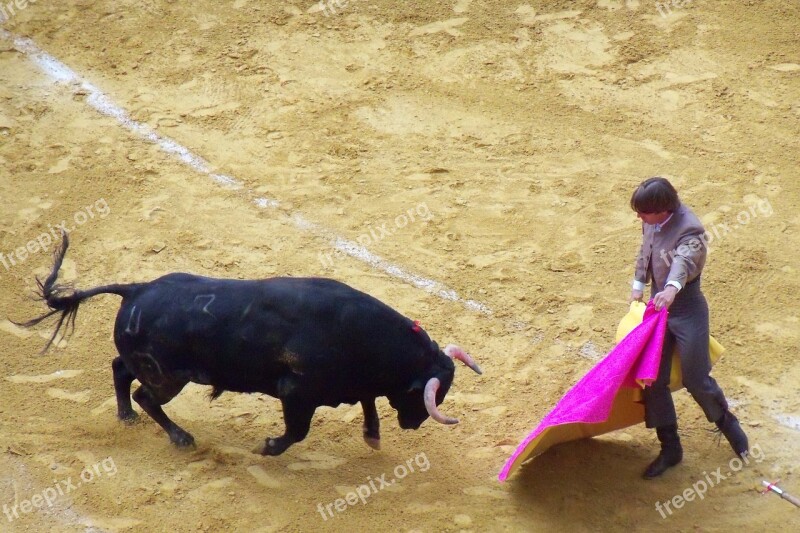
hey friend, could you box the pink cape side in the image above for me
[498,304,667,481]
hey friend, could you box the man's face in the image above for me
[637,211,671,225]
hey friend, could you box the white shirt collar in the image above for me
[653,212,674,232]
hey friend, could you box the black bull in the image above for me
[19,234,482,455]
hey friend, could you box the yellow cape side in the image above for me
[501,302,726,479]
[615,301,725,399]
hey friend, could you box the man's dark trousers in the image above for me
[643,279,728,428]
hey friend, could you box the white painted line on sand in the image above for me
[0,30,492,315]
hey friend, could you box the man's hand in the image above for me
[653,285,678,311]
[629,289,644,303]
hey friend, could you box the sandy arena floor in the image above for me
[1,1,798,531]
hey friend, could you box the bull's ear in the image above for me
[406,378,424,392]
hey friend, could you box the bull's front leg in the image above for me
[257,398,316,456]
[112,356,138,422]
[361,398,381,450]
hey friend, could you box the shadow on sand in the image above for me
[503,437,668,529]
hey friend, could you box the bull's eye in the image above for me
[406,378,424,392]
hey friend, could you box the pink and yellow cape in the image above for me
[498,301,724,482]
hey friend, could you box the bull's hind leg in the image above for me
[132,381,193,447]
[258,398,316,456]
[361,398,381,450]
[112,356,138,422]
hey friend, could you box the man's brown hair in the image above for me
[630,177,680,213]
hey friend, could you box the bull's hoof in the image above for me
[170,430,196,448]
[118,410,138,424]
[256,438,288,456]
[363,436,381,451]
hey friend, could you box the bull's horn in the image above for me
[423,377,458,425]
[443,344,483,375]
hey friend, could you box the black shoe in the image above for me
[643,424,683,479]
[643,448,683,479]
[715,411,749,457]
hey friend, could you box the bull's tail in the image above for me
[14,232,142,352]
